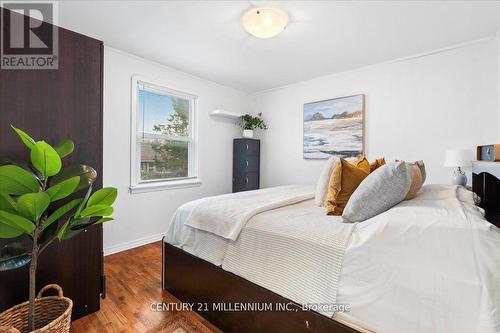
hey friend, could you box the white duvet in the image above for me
[184,185,314,240]
[165,184,500,333]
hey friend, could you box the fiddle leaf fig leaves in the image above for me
[43,198,83,229]
[0,193,17,213]
[54,139,75,158]
[79,205,113,218]
[2,126,118,267]
[46,176,80,202]
[87,188,117,207]
[11,125,35,150]
[17,192,51,222]
[50,165,97,192]
[0,210,35,234]
[0,221,24,238]
[95,217,113,224]
[30,141,61,178]
[0,165,40,195]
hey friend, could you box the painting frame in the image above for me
[303,94,365,159]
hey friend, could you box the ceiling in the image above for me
[57,1,500,93]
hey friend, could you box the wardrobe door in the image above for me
[0,10,104,319]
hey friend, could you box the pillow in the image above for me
[314,156,364,207]
[325,158,369,215]
[342,161,412,222]
[415,160,426,184]
[315,156,339,206]
[351,155,371,174]
[404,163,423,200]
[370,157,386,172]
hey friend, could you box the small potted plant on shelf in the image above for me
[239,113,267,138]
[0,126,117,333]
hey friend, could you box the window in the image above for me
[130,77,199,193]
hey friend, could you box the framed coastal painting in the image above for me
[303,94,364,159]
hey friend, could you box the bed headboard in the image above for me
[472,162,500,227]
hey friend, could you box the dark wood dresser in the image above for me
[472,161,500,227]
[233,138,260,193]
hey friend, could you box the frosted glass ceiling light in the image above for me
[241,6,289,39]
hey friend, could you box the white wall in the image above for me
[103,38,498,254]
[103,47,248,254]
[250,38,498,187]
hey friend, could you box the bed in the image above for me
[162,176,500,333]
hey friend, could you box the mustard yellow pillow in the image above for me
[370,157,386,172]
[351,155,371,174]
[325,158,369,215]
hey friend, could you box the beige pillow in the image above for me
[404,163,423,200]
[415,160,426,184]
[315,157,339,206]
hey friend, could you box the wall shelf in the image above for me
[210,109,242,120]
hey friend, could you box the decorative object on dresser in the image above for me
[238,113,267,139]
[444,149,475,186]
[472,161,500,227]
[233,139,260,193]
[476,144,500,161]
[303,94,364,159]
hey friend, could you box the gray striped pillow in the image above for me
[342,161,412,222]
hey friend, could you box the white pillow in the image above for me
[315,157,338,206]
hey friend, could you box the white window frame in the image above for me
[130,75,201,193]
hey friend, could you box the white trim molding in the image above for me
[130,75,200,193]
[104,232,167,256]
[130,177,202,194]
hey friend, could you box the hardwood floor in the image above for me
[71,242,221,333]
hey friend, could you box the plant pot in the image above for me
[0,284,72,333]
[242,129,254,138]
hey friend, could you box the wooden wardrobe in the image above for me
[0,8,104,320]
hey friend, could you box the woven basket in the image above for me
[0,284,72,333]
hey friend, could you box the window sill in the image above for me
[129,178,202,194]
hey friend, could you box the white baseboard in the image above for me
[104,232,167,256]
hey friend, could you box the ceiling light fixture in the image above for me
[241,6,289,39]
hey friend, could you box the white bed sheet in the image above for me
[164,185,500,333]
[164,196,229,266]
[336,185,500,333]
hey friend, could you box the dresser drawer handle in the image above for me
[245,144,249,150]
[245,177,249,183]
[245,160,249,167]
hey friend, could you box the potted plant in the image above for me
[0,126,117,333]
[239,113,267,138]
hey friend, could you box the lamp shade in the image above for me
[444,149,474,168]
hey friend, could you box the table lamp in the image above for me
[444,149,474,186]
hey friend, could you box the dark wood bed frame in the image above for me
[162,171,500,333]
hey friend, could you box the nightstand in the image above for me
[472,161,500,227]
